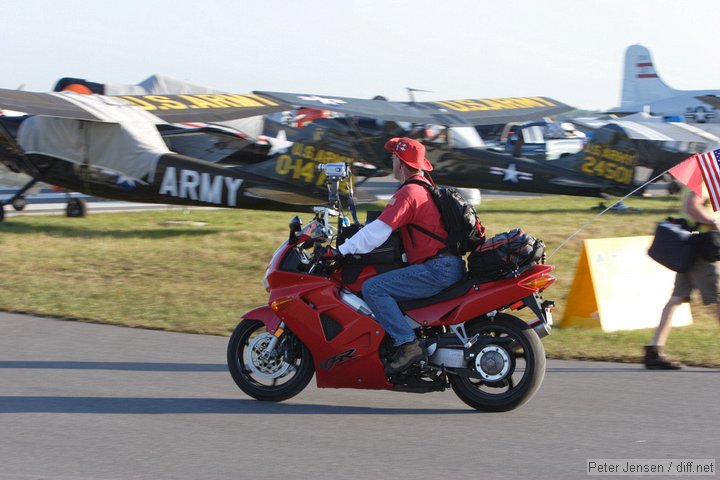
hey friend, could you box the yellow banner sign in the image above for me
[562,236,692,331]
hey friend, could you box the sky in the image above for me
[3,0,720,112]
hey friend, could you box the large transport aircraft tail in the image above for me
[620,44,680,110]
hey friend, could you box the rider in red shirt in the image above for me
[377,173,447,264]
[338,137,466,374]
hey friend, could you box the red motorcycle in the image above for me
[227,164,555,412]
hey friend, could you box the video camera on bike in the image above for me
[317,162,352,208]
[317,162,349,181]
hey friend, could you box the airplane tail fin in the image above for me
[620,44,679,110]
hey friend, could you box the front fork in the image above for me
[259,321,286,359]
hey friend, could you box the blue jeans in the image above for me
[362,255,466,346]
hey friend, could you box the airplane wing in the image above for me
[115,92,290,123]
[0,88,102,121]
[609,121,719,142]
[697,95,720,109]
[255,91,573,126]
[576,114,720,144]
[0,88,290,123]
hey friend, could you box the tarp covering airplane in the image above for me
[18,115,169,182]
[104,75,225,96]
[255,91,573,126]
[90,75,269,139]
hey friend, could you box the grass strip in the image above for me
[1,195,717,366]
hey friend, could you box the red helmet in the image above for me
[384,137,433,171]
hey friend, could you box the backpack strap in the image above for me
[403,178,431,190]
[408,223,446,243]
[401,179,450,250]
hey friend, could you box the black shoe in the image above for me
[644,345,685,370]
[385,340,425,375]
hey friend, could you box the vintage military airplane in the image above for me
[608,44,720,123]
[0,84,572,220]
[47,76,692,201]
[0,88,319,221]
[248,91,713,198]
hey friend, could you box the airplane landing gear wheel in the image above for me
[0,205,5,222]
[66,198,87,217]
[12,196,27,211]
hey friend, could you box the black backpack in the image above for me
[405,179,485,255]
[467,228,545,281]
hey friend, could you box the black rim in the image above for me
[456,323,534,401]
[232,323,307,391]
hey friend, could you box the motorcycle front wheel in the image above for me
[449,313,546,412]
[227,320,315,402]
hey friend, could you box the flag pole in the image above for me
[547,169,673,260]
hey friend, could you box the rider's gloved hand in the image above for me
[316,245,343,264]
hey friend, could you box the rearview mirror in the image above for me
[289,215,302,243]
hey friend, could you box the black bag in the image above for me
[337,213,405,266]
[343,231,404,265]
[404,180,485,255]
[647,218,698,272]
[337,218,406,284]
[698,231,720,261]
[467,228,545,281]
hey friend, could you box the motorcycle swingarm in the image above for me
[426,334,512,367]
[425,333,510,350]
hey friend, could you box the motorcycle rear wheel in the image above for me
[449,313,546,412]
[227,320,314,402]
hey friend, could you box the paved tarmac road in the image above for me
[0,312,717,480]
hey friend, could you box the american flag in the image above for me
[696,148,720,211]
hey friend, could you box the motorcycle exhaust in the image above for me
[528,318,551,338]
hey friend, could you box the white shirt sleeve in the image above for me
[338,220,393,256]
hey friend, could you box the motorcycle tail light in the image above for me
[521,274,556,291]
[270,297,293,312]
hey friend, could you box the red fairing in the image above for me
[406,264,555,326]
[264,243,392,389]
[331,264,379,294]
[240,306,282,334]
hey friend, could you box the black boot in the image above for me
[644,345,685,370]
[385,340,425,374]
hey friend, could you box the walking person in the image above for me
[646,185,720,369]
